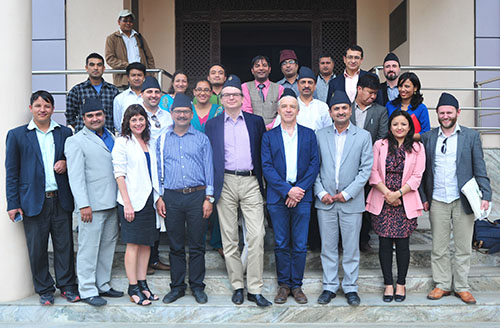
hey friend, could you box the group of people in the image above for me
[5,9,491,310]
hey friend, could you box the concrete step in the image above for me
[2,292,500,324]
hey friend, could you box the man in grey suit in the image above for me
[350,73,388,252]
[314,91,373,306]
[65,98,122,306]
[420,93,491,305]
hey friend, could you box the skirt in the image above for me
[118,192,159,246]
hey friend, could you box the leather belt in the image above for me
[288,181,296,186]
[171,186,206,194]
[224,169,254,176]
[45,191,58,198]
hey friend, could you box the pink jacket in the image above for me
[365,139,426,219]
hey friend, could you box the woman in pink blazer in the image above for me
[366,110,425,303]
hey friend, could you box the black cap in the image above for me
[222,74,242,91]
[81,97,104,114]
[436,92,459,109]
[328,91,351,108]
[383,53,400,65]
[298,66,315,80]
[171,93,192,110]
[280,88,297,99]
[141,76,161,92]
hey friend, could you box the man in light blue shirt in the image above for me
[316,54,336,103]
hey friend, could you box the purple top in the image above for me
[224,111,253,171]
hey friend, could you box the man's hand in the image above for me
[54,160,67,174]
[334,192,346,203]
[7,208,23,222]
[80,206,93,223]
[156,197,166,218]
[288,186,305,202]
[202,200,213,219]
[423,201,429,212]
[321,193,335,205]
[480,200,490,211]
[285,197,298,208]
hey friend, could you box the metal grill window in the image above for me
[321,21,350,76]
[182,23,211,85]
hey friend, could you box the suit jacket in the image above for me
[350,101,388,144]
[326,70,384,106]
[205,111,266,200]
[419,126,492,214]
[5,124,74,217]
[380,81,390,106]
[65,127,117,212]
[314,124,373,213]
[366,139,426,219]
[261,124,319,204]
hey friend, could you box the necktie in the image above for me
[258,84,265,102]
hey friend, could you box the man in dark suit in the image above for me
[5,91,79,305]
[205,75,272,307]
[261,89,319,304]
[420,93,491,305]
[379,52,401,106]
[351,73,389,252]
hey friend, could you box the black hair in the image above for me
[167,70,189,95]
[30,90,54,106]
[251,55,271,67]
[121,104,151,143]
[208,64,226,77]
[387,110,415,154]
[345,45,364,58]
[318,53,334,61]
[126,62,147,76]
[194,78,213,90]
[357,73,380,90]
[390,72,424,109]
[86,53,104,66]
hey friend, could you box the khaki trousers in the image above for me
[217,174,265,294]
[430,199,474,292]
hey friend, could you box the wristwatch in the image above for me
[206,195,215,204]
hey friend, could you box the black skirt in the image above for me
[118,191,159,246]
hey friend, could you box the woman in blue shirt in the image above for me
[192,79,223,132]
[159,70,189,112]
[386,72,430,141]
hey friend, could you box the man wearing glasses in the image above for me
[420,92,491,305]
[277,49,301,96]
[205,75,272,307]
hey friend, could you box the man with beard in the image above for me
[380,53,401,105]
[420,93,491,305]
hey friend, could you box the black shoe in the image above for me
[231,288,244,305]
[383,286,394,302]
[81,296,107,307]
[162,289,185,304]
[247,293,272,307]
[394,286,406,302]
[128,284,151,306]
[192,289,208,304]
[359,243,372,253]
[99,288,124,298]
[60,290,81,303]
[317,290,336,305]
[345,292,361,306]
[39,292,55,306]
[137,280,159,301]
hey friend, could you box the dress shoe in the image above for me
[162,289,185,304]
[39,292,54,306]
[359,243,372,253]
[60,290,81,303]
[231,288,244,305]
[291,287,308,304]
[317,290,336,305]
[216,248,225,259]
[383,286,394,302]
[147,266,155,275]
[455,291,477,304]
[192,289,208,304]
[150,261,170,271]
[247,293,272,307]
[345,292,361,306]
[394,286,406,302]
[427,287,451,300]
[274,285,290,304]
[81,296,107,307]
[99,288,124,298]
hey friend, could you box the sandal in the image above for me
[138,280,159,301]
[128,284,151,306]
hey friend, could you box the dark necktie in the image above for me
[258,84,265,102]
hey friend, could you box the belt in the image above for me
[45,190,58,198]
[224,169,254,176]
[288,181,296,186]
[171,186,206,194]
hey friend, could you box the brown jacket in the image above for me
[105,30,155,87]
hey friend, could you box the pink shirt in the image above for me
[241,79,284,114]
[223,112,254,171]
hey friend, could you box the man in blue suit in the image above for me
[205,75,272,307]
[5,91,79,305]
[261,88,319,304]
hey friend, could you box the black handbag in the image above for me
[473,219,500,254]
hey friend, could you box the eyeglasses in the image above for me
[151,115,161,128]
[221,93,243,98]
[194,88,211,93]
[171,109,192,115]
[441,137,448,154]
[281,59,297,66]
[346,55,362,61]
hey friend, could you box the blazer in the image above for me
[205,111,266,200]
[326,69,384,106]
[5,124,74,217]
[261,124,319,204]
[314,124,373,213]
[64,127,117,212]
[350,101,388,144]
[380,81,390,106]
[419,126,492,214]
[366,139,426,219]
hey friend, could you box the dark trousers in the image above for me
[268,201,311,289]
[360,185,372,245]
[149,233,160,265]
[378,236,410,285]
[208,210,223,249]
[307,203,321,250]
[163,189,207,292]
[23,197,77,295]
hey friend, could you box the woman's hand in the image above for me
[124,203,135,222]
[384,191,401,206]
[156,197,166,218]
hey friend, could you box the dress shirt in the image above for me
[120,29,141,63]
[145,106,173,142]
[354,102,371,129]
[277,76,299,96]
[27,119,59,192]
[316,74,336,103]
[113,88,143,132]
[224,112,253,171]
[273,98,332,131]
[241,79,284,113]
[344,70,360,103]
[433,125,460,203]
[387,85,399,102]
[157,125,214,196]
[94,128,115,151]
[281,124,298,183]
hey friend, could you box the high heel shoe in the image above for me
[128,284,151,306]
[394,286,406,302]
[138,280,159,301]
[383,285,394,302]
